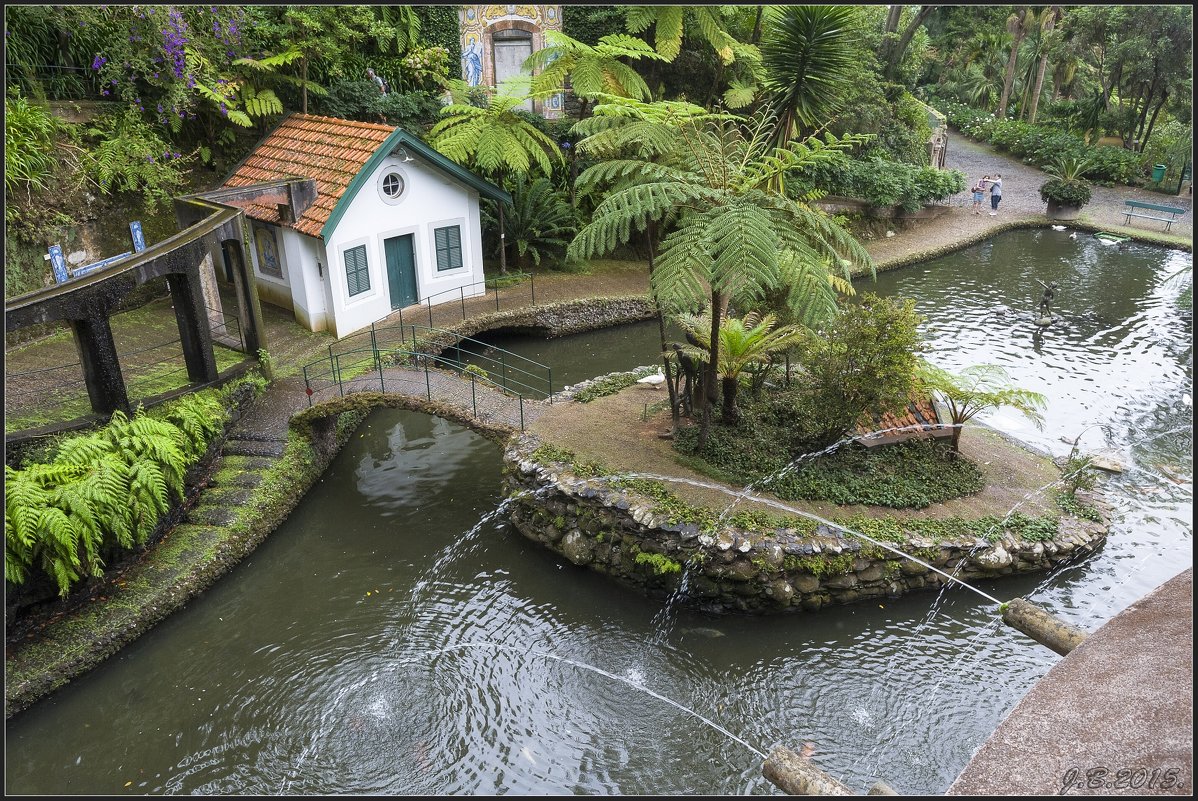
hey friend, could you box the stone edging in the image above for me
[864,216,1191,281]
[502,433,1111,614]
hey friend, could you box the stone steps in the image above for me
[221,437,286,458]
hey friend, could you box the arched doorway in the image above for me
[491,27,534,111]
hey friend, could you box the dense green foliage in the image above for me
[676,417,984,509]
[5,393,229,596]
[790,152,967,211]
[791,294,926,447]
[4,91,59,206]
[941,101,1142,185]
[480,177,579,270]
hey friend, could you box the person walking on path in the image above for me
[972,175,991,214]
[989,173,1003,215]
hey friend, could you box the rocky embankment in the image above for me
[503,434,1111,613]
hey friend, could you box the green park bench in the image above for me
[1122,199,1187,232]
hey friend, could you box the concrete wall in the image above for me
[322,154,486,338]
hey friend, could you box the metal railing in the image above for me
[391,272,536,330]
[300,321,552,431]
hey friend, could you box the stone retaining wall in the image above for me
[503,435,1110,613]
[413,296,658,357]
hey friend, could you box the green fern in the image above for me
[7,402,222,596]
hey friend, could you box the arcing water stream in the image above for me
[4,230,1191,795]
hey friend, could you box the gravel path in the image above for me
[867,131,1192,269]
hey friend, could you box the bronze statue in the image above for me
[1035,279,1058,319]
[670,343,698,417]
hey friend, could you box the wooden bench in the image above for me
[1122,199,1186,232]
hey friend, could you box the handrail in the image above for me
[299,320,554,428]
[391,272,537,328]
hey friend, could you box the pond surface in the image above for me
[450,318,675,393]
[5,230,1192,795]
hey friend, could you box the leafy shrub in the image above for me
[674,399,984,509]
[4,90,59,205]
[80,109,191,205]
[375,91,445,132]
[399,45,451,92]
[910,167,966,205]
[791,293,926,446]
[791,153,965,211]
[1039,177,1092,207]
[313,81,444,132]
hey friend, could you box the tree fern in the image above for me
[567,97,876,447]
[7,403,214,596]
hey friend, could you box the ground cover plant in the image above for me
[672,384,984,509]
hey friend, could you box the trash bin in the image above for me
[1152,163,1167,182]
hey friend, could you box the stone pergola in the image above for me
[4,180,314,424]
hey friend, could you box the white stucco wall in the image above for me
[277,228,328,333]
[322,154,487,339]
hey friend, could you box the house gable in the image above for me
[222,113,510,241]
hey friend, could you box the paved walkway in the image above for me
[948,568,1193,796]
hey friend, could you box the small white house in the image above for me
[219,113,510,338]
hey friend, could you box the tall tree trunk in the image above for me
[1141,90,1169,153]
[647,221,679,425]
[696,290,724,450]
[884,6,935,83]
[705,60,725,110]
[720,376,740,425]
[750,5,765,45]
[497,201,507,275]
[1026,7,1059,124]
[1133,84,1156,147]
[301,57,309,114]
[997,7,1028,118]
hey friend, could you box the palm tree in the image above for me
[430,78,564,273]
[918,363,1046,455]
[997,7,1030,118]
[1026,6,1062,124]
[569,99,873,447]
[481,177,578,270]
[759,5,862,152]
[672,310,805,424]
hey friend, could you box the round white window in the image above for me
[378,170,406,204]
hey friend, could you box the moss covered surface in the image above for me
[4,383,364,719]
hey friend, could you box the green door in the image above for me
[384,234,418,309]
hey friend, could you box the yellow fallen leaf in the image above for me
[365,592,371,596]
[125,781,133,787]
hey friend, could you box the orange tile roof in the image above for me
[223,113,397,238]
[855,396,952,447]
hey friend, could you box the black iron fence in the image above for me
[300,321,552,431]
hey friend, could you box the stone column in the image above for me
[168,268,219,385]
[222,236,266,361]
[70,313,131,416]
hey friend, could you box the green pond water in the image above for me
[4,229,1192,795]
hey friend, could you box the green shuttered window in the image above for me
[434,225,463,272]
[344,244,370,297]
